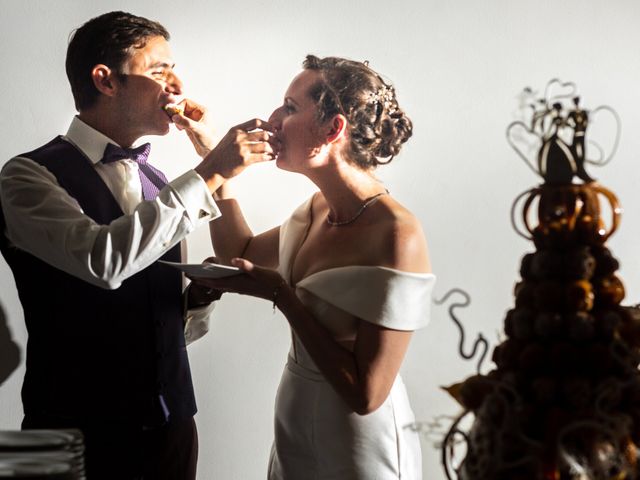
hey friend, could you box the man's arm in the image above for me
[0,157,218,289]
[0,108,274,289]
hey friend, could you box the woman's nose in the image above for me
[268,108,282,130]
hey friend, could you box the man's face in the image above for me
[113,35,183,139]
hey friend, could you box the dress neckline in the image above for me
[296,265,435,287]
[287,194,316,287]
[283,194,432,289]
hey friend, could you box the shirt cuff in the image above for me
[168,170,221,226]
[184,301,216,345]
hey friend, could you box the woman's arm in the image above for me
[206,256,414,415]
[209,187,279,268]
[278,213,430,413]
[276,286,413,415]
[198,214,430,415]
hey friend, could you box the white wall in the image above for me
[1,1,640,478]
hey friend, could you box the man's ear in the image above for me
[325,114,348,144]
[90,64,118,97]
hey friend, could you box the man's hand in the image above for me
[186,257,224,308]
[187,281,223,308]
[172,98,217,157]
[194,118,276,194]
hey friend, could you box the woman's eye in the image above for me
[285,104,295,114]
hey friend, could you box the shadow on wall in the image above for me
[0,303,20,386]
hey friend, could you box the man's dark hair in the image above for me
[65,11,169,111]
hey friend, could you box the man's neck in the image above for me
[78,109,139,148]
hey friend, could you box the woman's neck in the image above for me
[309,162,387,223]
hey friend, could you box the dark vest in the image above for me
[0,137,196,426]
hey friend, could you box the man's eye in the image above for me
[285,104,295,113]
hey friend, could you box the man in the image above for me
[0,11,273,480]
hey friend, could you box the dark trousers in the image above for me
[22,414,198,480]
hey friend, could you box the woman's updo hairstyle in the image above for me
[303,55,413,169]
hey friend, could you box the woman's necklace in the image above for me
[326,190,389,227]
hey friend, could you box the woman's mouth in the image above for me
[269,135,282,157]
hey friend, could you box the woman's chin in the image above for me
[275,155,288,170]
[276,155,309,175]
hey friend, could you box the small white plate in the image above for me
[159,261,241,278]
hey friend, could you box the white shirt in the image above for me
[0,116,218,328]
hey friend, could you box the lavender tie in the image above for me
[102,143,168,200]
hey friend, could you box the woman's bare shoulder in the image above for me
[373,198,431,273]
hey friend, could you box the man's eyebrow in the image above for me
[149,61,175,69]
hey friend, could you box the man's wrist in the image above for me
[187,282,222,309]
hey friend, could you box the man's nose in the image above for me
[165,71,183,95]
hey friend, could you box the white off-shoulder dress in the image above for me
[268,197,435,480]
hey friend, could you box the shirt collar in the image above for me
[63,116,124,165]
[65,117,122,164]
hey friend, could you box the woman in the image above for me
[194,55,435,479]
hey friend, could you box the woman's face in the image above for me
[269,70,328,172]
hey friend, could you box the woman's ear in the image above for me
[325,114,348,144]
[90,64,118,97]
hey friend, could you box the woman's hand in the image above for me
[190,258,288,305]
[194,119,276,193]
[172,98,218,157]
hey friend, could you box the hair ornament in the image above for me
[368,84,397,114]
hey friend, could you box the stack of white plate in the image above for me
[0,430,85,479]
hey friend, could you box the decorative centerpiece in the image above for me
[441,80,640,480]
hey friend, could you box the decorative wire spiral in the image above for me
[434,288,489,374]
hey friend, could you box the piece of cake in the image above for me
[163,103,184,117]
